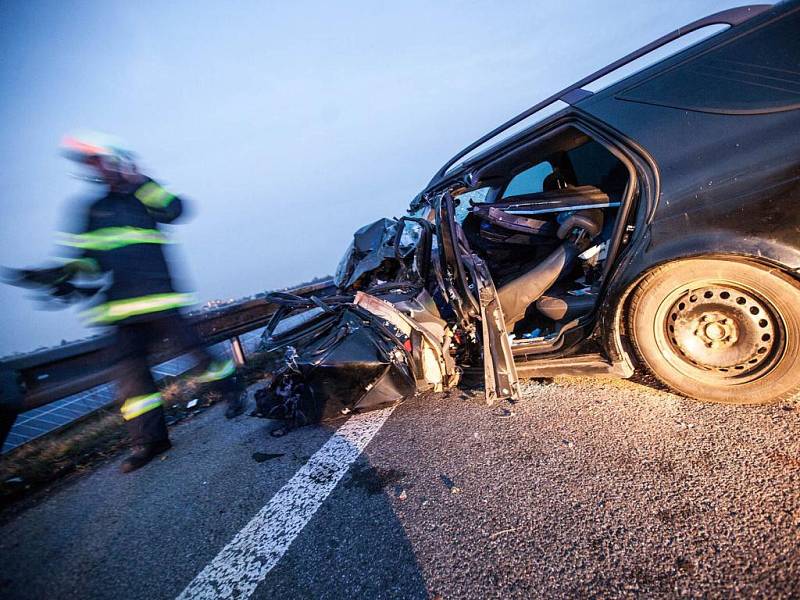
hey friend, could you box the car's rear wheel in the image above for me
[628,258,800,404]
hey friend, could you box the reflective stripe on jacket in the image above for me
[83,292,196,325]
[60,179,191,324]
[121,392,163,420]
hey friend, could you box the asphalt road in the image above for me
[1,376,798,599]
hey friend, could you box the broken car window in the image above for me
[454,187,491,223]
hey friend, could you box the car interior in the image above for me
[456,125,633,348]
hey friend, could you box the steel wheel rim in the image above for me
[654,280,785,383]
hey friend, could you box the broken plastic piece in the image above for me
[578,240,608,263]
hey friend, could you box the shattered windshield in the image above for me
[333,217,430,292]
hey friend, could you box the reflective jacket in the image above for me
[60,179,194,324]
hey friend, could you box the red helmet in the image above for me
[60,130,138,180]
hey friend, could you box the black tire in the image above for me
[628,258,800,405]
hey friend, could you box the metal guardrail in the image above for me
[0,279,336,451]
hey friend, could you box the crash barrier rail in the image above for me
[0,279,336,451]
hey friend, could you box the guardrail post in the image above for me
[230,336,246,367]
[0,369,24,450]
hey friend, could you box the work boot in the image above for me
[120,439,172,473]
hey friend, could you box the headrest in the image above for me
[556,209,603,240]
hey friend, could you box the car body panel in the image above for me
[417,1,800,379]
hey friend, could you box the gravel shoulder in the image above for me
[362,377,800,598]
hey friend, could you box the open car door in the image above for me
[436,192,520,404]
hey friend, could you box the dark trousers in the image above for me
[114,311,229,445]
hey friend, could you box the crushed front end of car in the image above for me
[255,200,519,429]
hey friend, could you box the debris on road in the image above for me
[252,452,284,463]
[345,466,405,495]
[489,527,518,540]
[494,407,516,418]
[439,474,461,494]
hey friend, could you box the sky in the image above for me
[0,0,742,355]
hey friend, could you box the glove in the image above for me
[2,266,101,304]
[2,266,68,288]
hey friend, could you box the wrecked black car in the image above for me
[256,2,800,422]
[254,216,468,426]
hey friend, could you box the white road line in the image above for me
[176,406,395,600]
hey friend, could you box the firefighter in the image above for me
[10,131,241,472]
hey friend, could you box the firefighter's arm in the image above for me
[2,260,102,302]
[27,248,104,301]
[28,204,106,301]
[134,179,184,223]
[2,199,105,304]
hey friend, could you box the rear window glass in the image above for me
[565,141,627,197]
[618,9,800,114]
[502,161,553,198]
[566,141,619,188]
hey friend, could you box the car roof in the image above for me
[421,3,780,195]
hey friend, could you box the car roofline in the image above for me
[424,3,773,192]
